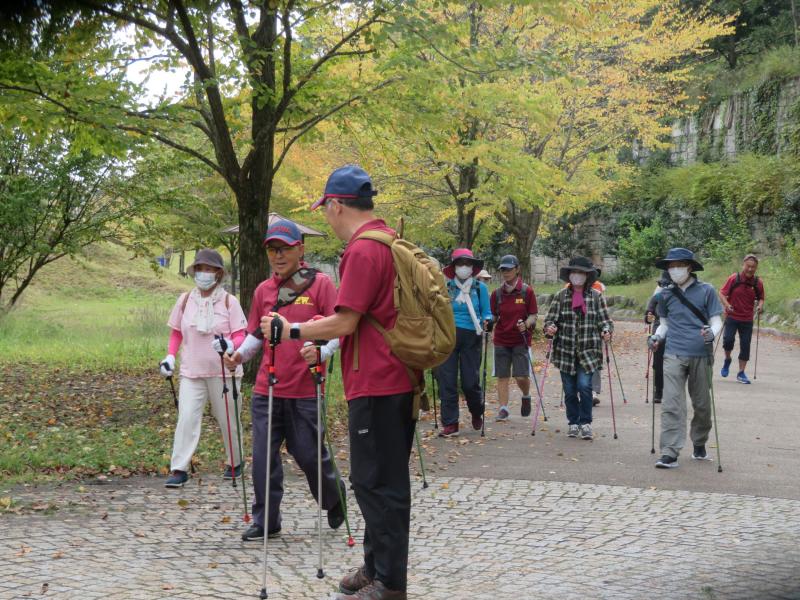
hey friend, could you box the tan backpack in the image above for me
[354,230,456,416]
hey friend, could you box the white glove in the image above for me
[701,326,715,343]
[160,354,176,377]
[320,338,340,363]
[212,337,234,355]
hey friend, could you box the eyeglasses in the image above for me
[267,245,295,256]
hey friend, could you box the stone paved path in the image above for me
[3,323,800,599]
[3,474,800,600]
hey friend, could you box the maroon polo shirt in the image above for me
[490,279,538,348]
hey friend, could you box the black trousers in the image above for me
[723,317,754,362]
[348,392,415,592]
[251,394,342,531]
[436,327,484,426]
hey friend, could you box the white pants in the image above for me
[170,376,243,472]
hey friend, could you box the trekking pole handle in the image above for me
[215,334,228,355]
[269,314,284,347]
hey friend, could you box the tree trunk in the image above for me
[455,161,479,247]
[792,0,799,47]
[499,204,542,282]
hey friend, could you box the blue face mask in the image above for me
[194,271,217,290]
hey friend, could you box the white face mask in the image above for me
[668,267,690,285]
[455,265,473,280]
[194,271,218,290]
[569,272,587,287]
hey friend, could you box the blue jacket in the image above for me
[446,278,492,331]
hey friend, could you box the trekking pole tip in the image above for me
[347,536,356,547]
[531,430,536,436]
[259,588,268,599]
[422,481,429,489]
[316,569,325,579]
[718,465,723,473]
[613,433,618,440]
[650,449,655,454]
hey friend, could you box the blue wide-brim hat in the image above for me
[654,247,703,272]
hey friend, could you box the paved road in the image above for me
[2,322,799,599]
[424,322,800,499]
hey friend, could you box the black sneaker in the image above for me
[655,455,678,469]
[241,524,281,541]
[520,396,532,417]
[223,464,243,480]
[692,445,711,461]
[165,470,188,488]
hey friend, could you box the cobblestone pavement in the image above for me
[3,473,800,600]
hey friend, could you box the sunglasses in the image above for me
[267,245,296,256]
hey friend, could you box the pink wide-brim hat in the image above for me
[442,248,484,279]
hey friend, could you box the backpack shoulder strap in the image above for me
[225,293,230,310]
[356,230,396,246]
[179,292,190,316]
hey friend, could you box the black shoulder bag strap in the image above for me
[669,284,709,326]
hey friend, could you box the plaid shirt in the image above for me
[543,286,614,375]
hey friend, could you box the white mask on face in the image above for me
[569,272,587,287]
[668,266,690,285]
[194,271,217,290]
[455,265,473,280]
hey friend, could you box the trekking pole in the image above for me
[430,370,439,430]
[644,348,652,405]
[650,369,656,455]
[414,424,429,489]
[754,303,760,380]
[604,340,618,440]
[307,342,326,580]
[215,337,238,490]
[608,340,627,404]
[480,330,489,438]
[532,337,553,436]
[217,337,251,523]
[706,352,723,473]
[521,329,547,423]
[321,354,355,547]
[260,316,283,600]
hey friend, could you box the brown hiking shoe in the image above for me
[333,580,406,600]
[338,565,374,595]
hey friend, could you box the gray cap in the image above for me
[187,248,226,276]
[499,254,520,269]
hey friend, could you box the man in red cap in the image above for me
[263,165,417,600]
[224,219,346,542]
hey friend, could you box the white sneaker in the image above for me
[580,424,593,440]
[567,424,579,437]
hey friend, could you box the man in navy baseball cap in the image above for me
[310,165,378,211]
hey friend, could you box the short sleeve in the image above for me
[167,293,187,331]
[247,285,265,333]
[317,275,338,317]
[706,285,724,317]
[720,275,734,297]
[657,291,669,318]
[336,244,381,314]
[226,295,248,333]
[527,286,538,315]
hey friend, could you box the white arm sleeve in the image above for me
[710,314,722,338]
[320,338,340,363]
[236,333,263,364]
[655,317,668,339]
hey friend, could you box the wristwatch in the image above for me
[290,323,301,339]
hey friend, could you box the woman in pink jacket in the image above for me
[159,249,248,488]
